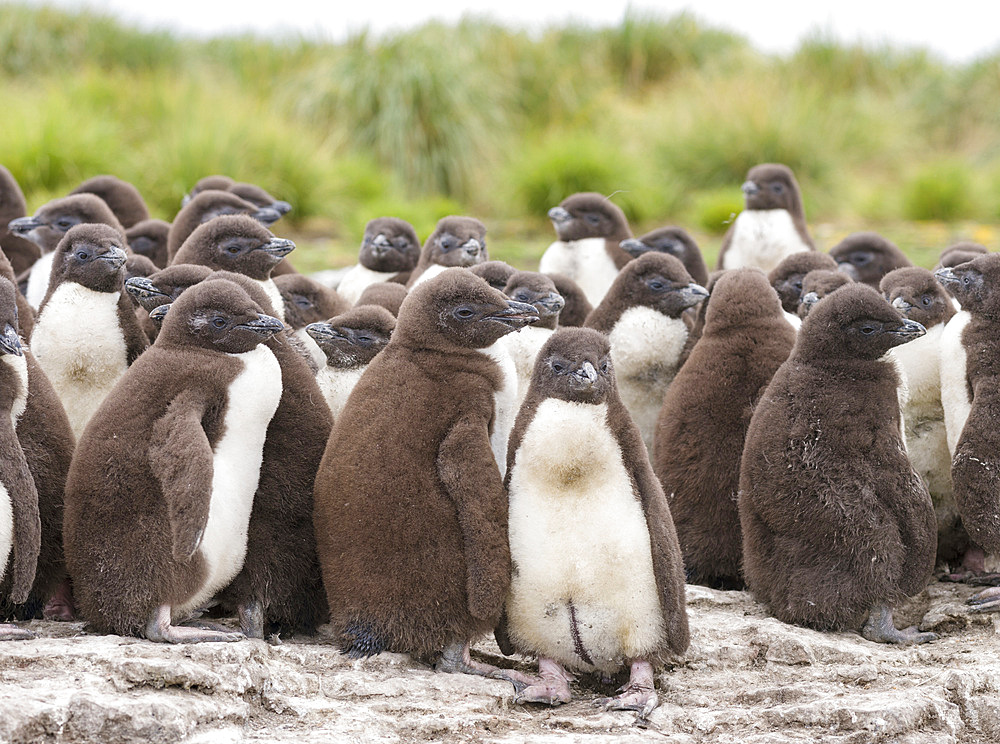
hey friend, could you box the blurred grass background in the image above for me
[2,5,999,272]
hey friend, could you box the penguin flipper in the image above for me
[0,418,40,604]
[494,610,515,656]
[118,293,150,365]
[148,389,213,562]
[437,411,510,623]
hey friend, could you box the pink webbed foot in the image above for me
[436,641,538,692]
[42,579,76,621]
[513,657,573,706]
[145,605,243,644]
[595,659,659,719]
[0,622,35,641]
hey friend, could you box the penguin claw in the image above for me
[967,586,1000,612]
[595,685,659,719]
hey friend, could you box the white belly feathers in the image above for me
[337,264,397,305]
[538,238,618,307]
[723,210,811,273]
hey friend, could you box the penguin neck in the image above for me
[0,353,29,429]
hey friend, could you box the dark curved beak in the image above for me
[490,300,539,329]
[125,276,171,307]
[370,233,391,257]
[252,207,282,226]
[148,303,172,327]
[537,292,565,316]
[569,360,598,391]
[890,318,926,342]
[461,239,482,259]
[934,268,959,287]
[238,313,285,336]
[271,200,292,216]
[259,238,295,258]
[619,238,649,258]
[547,206,571,224]
[678,283,710,308]
[890,296,914,314]
[0,323,22,356]
[741,181,759,197]
[305,321,344,342]
[98,246,128,269]
[8,216,43,236]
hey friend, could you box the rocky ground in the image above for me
[1,580,998,744]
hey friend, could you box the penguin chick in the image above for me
[407,216,488,289]
[30,224,148,439]
[336,217,421,304]
[716,163,814,273]
[829,232,912,289]
[182,175,235,206]
[768,250,839,321]
[937,242,988,271]
[469,261,517,292]
[502,327,688,714]
[621,226,708,287]
[0,166,41,276]
[740,283,937,643]
[172,215,294,321]
[880,267,961,567]
[227,182,292,217]
[539,193,632,306]
[797,269,853,320]
[64,279,285,641]
[275,272,351,370]
[314,269,538,689]
[307,305,395,419]
[355,281,408,317]
[167,191,282,264]
[70,175,150,229]
[8,194,125,309]
[544,273,592,327]
[502,271,564,409]
[654,269,795,589]
[585,253,709,454]
[126,219,171,269]
[0,249,34,341]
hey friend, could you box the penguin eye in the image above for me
[921,294,932,307]
[453,306,476,320]
[75,250,90,260]
[584,214,601,225]
[792,280,803,291]
[439,237,455,251]
[860,324,879,335]
[600,360,610,374]
[356,334,373,345]
[515,292,530,302]
[963,275,973,286]
[550,360,566,373]
[647,278,667,292]
[771,183,785,194]
[211,317,227,329]
[223,243,242,255]
[852,253,871,266]
[292,295,312,309]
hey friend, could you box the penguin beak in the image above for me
[801,291,820,309]
[889,318,926,343]
[370,234,392,257]
[934,267,959,286]
[97,246,128,269]
[259,238,295,259]
[569,361,598,391]
[490,300,539,329]
[891,296,914,314]
[460,239,482,261]
[741,181,759,198]
[547,207,572,224]
[536,292,565,317]
[8,216,43,236]
[238,313,285,336]
[619,238,649,258]
[270,200,292,216]
[0,323,22,357]
[837,262,861,281]
[678,283,710,308]
[125,276,170,307]
[305,321,344,343]
[148,303,172,327]
[251,206,282,226]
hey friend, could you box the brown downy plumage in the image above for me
[314,269,538,663]
[0,250,34,340]
[469,260,516,292]
[796,269,853,319]
[0,166,41,275]
[406,216,488,289]
[354,281,408,317]
[654,269,795,589]
[275,272,350,371]
[126,219,171,270]
[182,175,235,206]
[621,226,709,287]
[166,191,281,264]
[936,242,988,271]
[337,218,421,303]
[70,175,150,229]
[64,279,286,640]
[544,273,592,327]
[768,251,838,315]
[740,283,937,642]
[125,264,214,342]
[829,232,912,289]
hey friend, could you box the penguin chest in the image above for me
[783,310,802,331]
[185,344,283,613]
[337,264,395,305]
[316,364,366,420]
[0,479,10,584]
[31,284,129,439]
[608,306,688,452]
[723,210,811,273]
[24,252,56,309]
[483,340,519,476]
[409,263,447,290]
[256,279,286,322]
[506,399,664,671]
[538,238,617,306]
[504,326,554,407]
[940,312,972,455]
[4,353,29,429]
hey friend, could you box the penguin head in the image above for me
[125,263,213,311]
[797,269,853,319]
[935,254,1000,317]
[227,182,292,217]
[937,241,989,271]
[503,271,564,330]
[0,277,23,357]
[396,268,538,350]
[173,215,294,280]
[358,217,420,273]
[768,251,839,315]
[422,216,488,269]
[880,267,956,329]
[168,190,282,262]
[548,192,630,242]
[126,219,171,269]
[828,232,911,288]
[704,269,783,332]
[469,260,517,292]
[306,305,396,369]
[606,252,708,319]
[69,175,149,229]
[620,226,693,260]
[355,281,408,318]
[798,283,924,360]
[741,163,804,215]
[158,278,283,354]
[8,194,124,254]
[53,223,129,294]
[274,273,347,330]
[532,327,614,405]
[182,174,235,206]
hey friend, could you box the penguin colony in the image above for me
[1,162,999,717]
